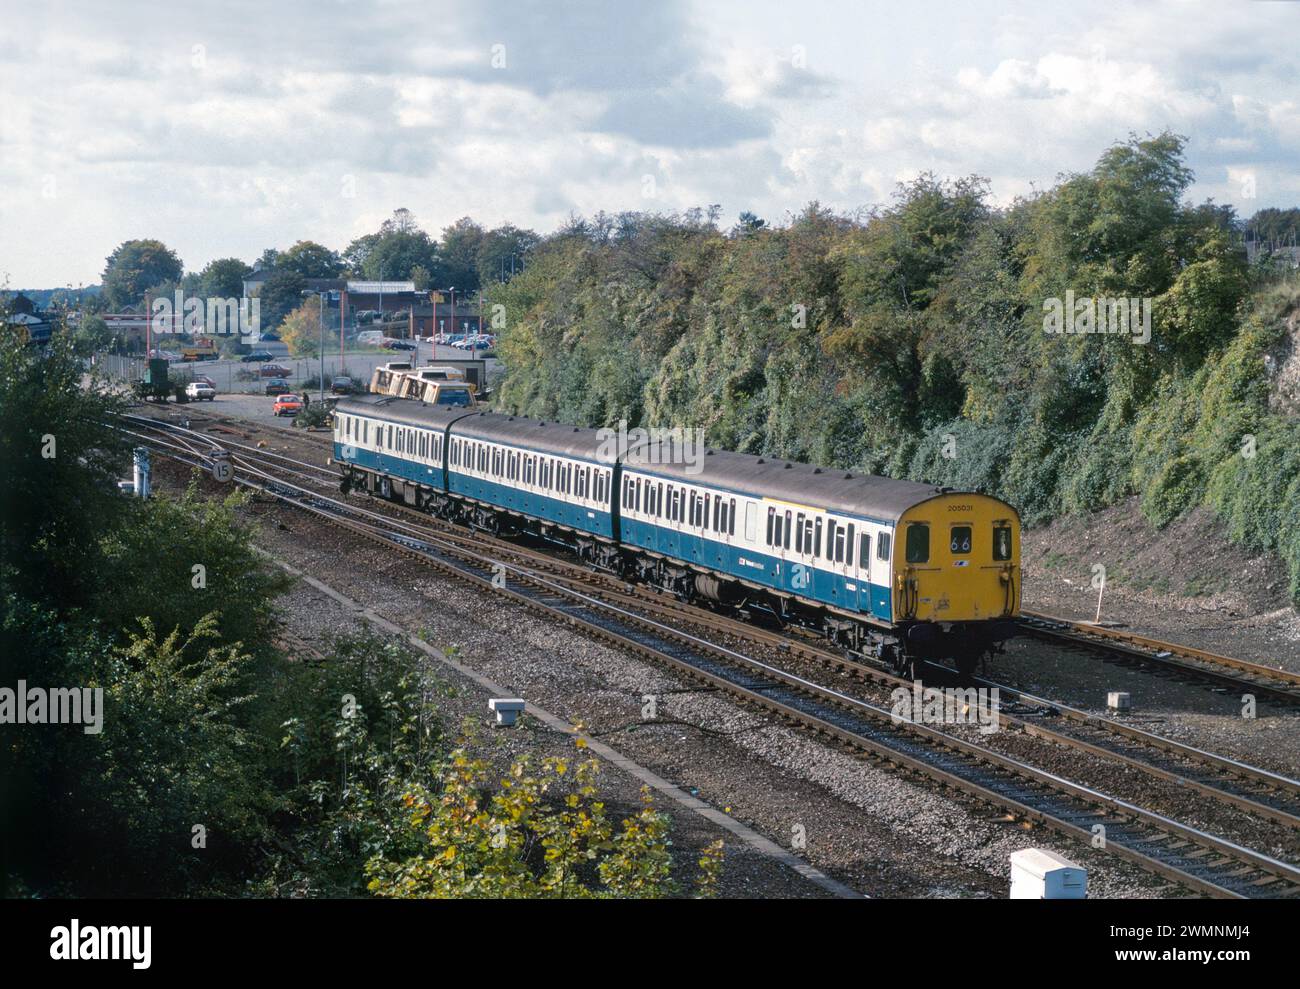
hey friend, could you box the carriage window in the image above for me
[950,526,971,555]
[713,496,720,531]
[846,524,855,565]
[825,520,836,560]
[766,506,775,545]
[905,523,930,563]
[635,478,643,512]
[859,533,871,567]
[795,513,805,553]
[814,517,822,557]
[833,527,845,563]
[993,524,1012,561]
[773,511,784,548]
[784,511,792,550]
[729,499,736,536]
[878,532,890,561]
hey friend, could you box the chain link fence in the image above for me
[90,351,373,395]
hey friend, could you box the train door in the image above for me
[898,520,939,620]
[855,528,874,614]
[824,517,855,605]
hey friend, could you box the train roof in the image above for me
[336,395,988,521]
[453,411,612,460]
[333,394,473,431]
[623,438,960,522]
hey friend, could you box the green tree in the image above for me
[278,240,342,279]
[72,313,113,355]
[0,333,130,605]
[439,217,484,291]
[102,239,183,308]
[259,269,308,329]
[199,257,253,299]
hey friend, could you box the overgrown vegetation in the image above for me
[0,335,703,897]
[488,134,1300,601]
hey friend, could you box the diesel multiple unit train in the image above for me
[332,394,1021,676]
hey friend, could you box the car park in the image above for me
[185,381,216,401]
[265,378,291,396]
[273,393,304,415]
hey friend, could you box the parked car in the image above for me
[273,393,304,415]
[265,378,291,396]
[241,351,273,363]
[185,381,216,401]
[259,332,280,342]
[387,340,417,351]
[330,376,354,395]
[259,363,291,377]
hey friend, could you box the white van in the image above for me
[356,330,386,345]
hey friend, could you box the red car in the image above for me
[273,393,304,416]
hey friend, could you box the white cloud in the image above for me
[1,0,1298,287]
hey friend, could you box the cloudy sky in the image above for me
[2,0,1297,288]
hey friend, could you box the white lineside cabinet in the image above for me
[1010,848,1087,899]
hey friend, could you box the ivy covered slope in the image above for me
[491,134,1300,603]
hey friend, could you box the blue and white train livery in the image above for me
[332,394,1021,675]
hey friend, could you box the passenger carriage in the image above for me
[331,395,1020,676]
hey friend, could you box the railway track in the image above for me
[145,407,1300,703]
[118,413,1300,898]
[1019,612,1300,706]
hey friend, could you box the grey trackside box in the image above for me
[489,698,526,727]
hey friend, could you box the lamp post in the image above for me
[302,289,326,401]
